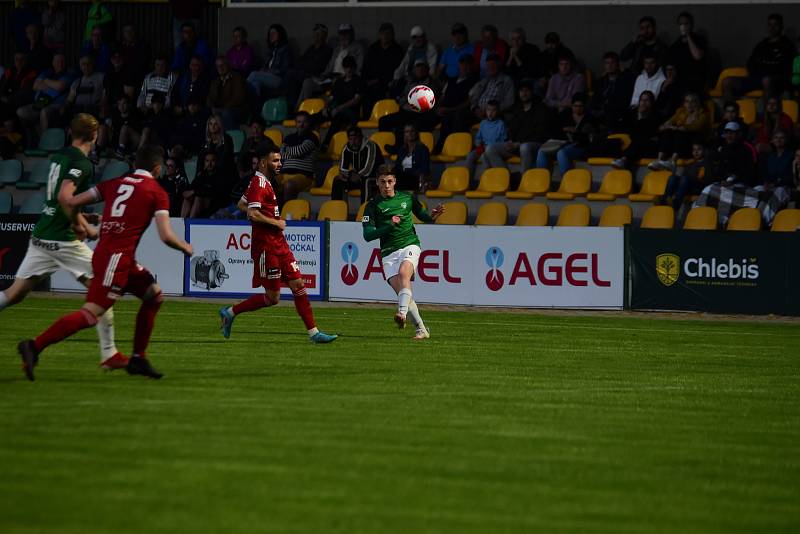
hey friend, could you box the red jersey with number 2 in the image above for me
[92,171,170,257]
[242,171,289,254]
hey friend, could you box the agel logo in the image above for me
[341,242,359,286]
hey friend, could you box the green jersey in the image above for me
[32,147,94,242]
[362,191,434,257]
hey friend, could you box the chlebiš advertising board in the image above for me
[0,215,39,290]
[630,228,798,315]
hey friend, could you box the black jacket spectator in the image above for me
[715,139,757,187]
[507,98,555,144]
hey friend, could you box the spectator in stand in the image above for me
[60,55,104,123]
[611,90,662,170]
[590,51,634,129]
[792,148,800,202]
[667,12,708,95]
[201,114,236,182]
[505,28,542,84]
[208,56,248,130]
[172,22,214,74]
[22,24,52,73]
[297,24,365,107]
[170,0,204,50]
[101,49,137,120]
[182,150,225,218]
[754,96,794,154]
[393,123,431,191]
[170,97,210,158]
[712,101,748,149]
[663,142,712,209]
[393,26,438,86]
[629,53,666,108]
[649,92,708,172]
[173,56,210,117]
[138,56,177,111]
[9,0,39,54]
[79,27,111,73]
[286,23,334,111]
[237,116,272,176]
[619,16,668,73]
[474,25,508,79]
[0,52,37,118]
[540,32,573,78]
[361,23,404,120]
[0,117,23,159]
[17,53,72,141]
[468,53,516,122]
[332,126,384,204]
[433,54,479,153]
[726,14,797,99]
[247,24,292,102]
[536,93,598,176]
[279,111,319,203]
[713,122,756,187]
[759,130,793,191]
[84,0,112,43]
[119,25,150,88]
[379,59,442,148]
[320,56,364,149]
[437,23,474,83]
[655,63,684,118]
[97,94,141,157]
[484,81,554,173]
[466,99,507,181]
[212,153,258,220]
[41,0,66,53]
[158,156,189,217]
[225,26,255,77]
[139,93,173,152]
[544,55,586,112]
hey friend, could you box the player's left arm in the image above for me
[411,196,443,223]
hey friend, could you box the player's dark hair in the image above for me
[135,145,165,173]
[254,144,280,161]
[603,51,619,62]
[768,13,783,28]
[639,16,656,27]
[377,164,395,179]
[486,99,500,109]
[677,11,694,25]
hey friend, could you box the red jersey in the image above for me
[91,170,170,257]
[242,171,289,254]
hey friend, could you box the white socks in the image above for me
[0,291,8,311]
[96,309,118,360]
[308,327,319,337]
[407,299,424,330]
[397,288,412,316]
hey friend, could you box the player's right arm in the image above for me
[155,213,193,256]
[361,202,392,242]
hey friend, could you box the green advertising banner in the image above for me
[630,228,800,316]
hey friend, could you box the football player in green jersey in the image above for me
[0,114,125,370]
[362,167,444,339]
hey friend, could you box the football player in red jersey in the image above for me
[218,145,337,344]
[18,146,193,381]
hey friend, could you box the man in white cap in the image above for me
[715,121,757,186]
[297,23,365,108]
[393,26,438,84]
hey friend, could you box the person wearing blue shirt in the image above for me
[437,23,474,82]
[172,23,214,74]
[17,52,74,139]
[466,100,507,182]
[79,28,112,73]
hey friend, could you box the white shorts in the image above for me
[382,244,421,280]
[15,238,94,281]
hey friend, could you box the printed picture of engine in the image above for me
[190,250,230,290]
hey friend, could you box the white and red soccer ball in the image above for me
[407,85,435,112]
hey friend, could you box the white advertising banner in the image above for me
[184,220,325,300]
[328,222,623,308]
[51,218,186,295]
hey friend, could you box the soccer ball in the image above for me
[407,85,435,112]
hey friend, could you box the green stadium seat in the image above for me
[20,191,45,214]
[0,159,23,186]
[261,97,288,125]
[24,128,66,157]
[16,159,51,190]
[101,160,131,182]
[227,129,245,154]
[0,191,12,213]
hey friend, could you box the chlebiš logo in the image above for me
[656,253,680,287]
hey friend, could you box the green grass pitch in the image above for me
[0,296,798,533]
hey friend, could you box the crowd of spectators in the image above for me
[2,3,800,218]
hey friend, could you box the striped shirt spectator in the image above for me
[137,57,177,109]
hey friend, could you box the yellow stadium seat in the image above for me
[640,205,674,229]
[709,67,748,97]
[466,168,510,199]
[726,207,761,231]
[546,169,592,200]
[556,203,590,227]
[426,167,469,198]
[475,202,508,226]
[607,133,631,151]
[309,166,339,196]
[515,203,549,226]
[587,170,632,201]
[419,132,435,153]
[435,201,468,225]
[282,98,326,127]
[782,99,798,123]
[355,202,367,222]
[323,131,348,161]
[506,169,550,199]
[369,132,395,157]
[736,99,756,125]
[598,204,632,227]
[281,199,310,220]
[683,206,718,230]
[357,99,400,128]
[431,133,472,163]
[771,208,800,232]
[317,199,349,221]
[628,171,671,202]
[264,128,282,146]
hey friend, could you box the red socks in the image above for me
[292,287,316,330]
[133,292,163,357]
[34,309,98,353]
[232,293,271,315]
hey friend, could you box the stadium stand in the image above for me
[683,206,718,230]
[556,204,590,227]
[770,209,800,232]
[317,199,348,221]
[726,207,762,231]
[515,203,549,226]
[425,167,469,199]
[435,202,467,225]
[280,199,310,220]
[640,205,675,229]
[475,202,508,226]
[598,204,633,227]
